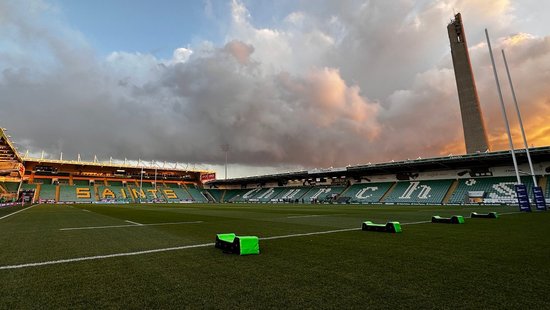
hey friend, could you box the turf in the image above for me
[0,203,548,308]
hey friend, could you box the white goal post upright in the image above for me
[501,49,537,186]
[484,29,521,184]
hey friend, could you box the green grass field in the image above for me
[0,203,548,308]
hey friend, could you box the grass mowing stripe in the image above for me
[2,210,526,271]
[59,221,204,231]
[0,203,41,220]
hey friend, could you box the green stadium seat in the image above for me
[186,186,207,202]
[343,182,393,203]
[448,176,535,204]
[58,185,95,203]
[205,189,224,202]
[300,186,345,203]
[38,184,57,202]
[383,180,453,204]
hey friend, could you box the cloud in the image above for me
[0,0,549,177]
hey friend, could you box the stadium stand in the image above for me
[544,176,550,199]
[38,184,57,202]
[230,187,264,202]
[205,189,224,203]
[274,187,311,202]
[222,189,251,202]
[96,185,132,202]
[126,185,166,202]
[58,185,95,203]
[448,176,535,204]
[1,182,19,192]
[300,186,346,203]
[382,180,453,204]
[253,187,287,202]
[185,184,208,202]
[342,182,394,203]
[161,186,193,202]
[72,180,89,186]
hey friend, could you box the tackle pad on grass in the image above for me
[361,221,402,233]
[215,233,260,255]
[431,215,464,224]
[470,212,498,219]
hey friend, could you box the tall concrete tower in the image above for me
[448,13,490,153]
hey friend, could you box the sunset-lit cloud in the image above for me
[0,0,549,177]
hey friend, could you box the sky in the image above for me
[1,0,550,178]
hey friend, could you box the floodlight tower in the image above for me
[221,144,229,180]
[448,13,490,153]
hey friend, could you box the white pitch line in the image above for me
[0,242,215,270]
[0,204,41,221]
[1,211,526,271]
[59,221,203,231]
[401,220,431,225]
[125,220,143,226]
[82,209,91,213]
[260,227,360,240]
[287,214,345,219]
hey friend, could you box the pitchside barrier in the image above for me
[361,221,402,233]
[431,215,465,224]
[470,212,498,219]
[215,233,260,255]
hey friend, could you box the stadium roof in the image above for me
[0,127,212,174]
[209,146,550,185]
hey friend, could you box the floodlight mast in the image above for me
[221,144,229,180]
[139,166,144,203]
[501,49,538,187]
[485,29,521,184]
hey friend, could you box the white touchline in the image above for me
[260,227,360,240]
[1,211,525,270]
[0,243,215,270]
[59,221,203,231]
[125,220,143,226]
[0,204,41,221]
[287,214,345,219]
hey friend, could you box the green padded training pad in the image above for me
[236,236,260,255]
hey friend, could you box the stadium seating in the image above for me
[382,180,453,204]
[20,183,37,191]
[229,187,264,202]
[545,177,550,199]
[448,176,535,204]
[159,187,193,202]
[300,186,346,202]
[222,189,251,202]
[1,182,19,192]
[38,184,57,202]
[72,180,90,186]
[205,189,224,203]
[96,186,132,202]
[58,185,95,203]
[274,187,311,202]
[253,187,287,202]
[343,182,394,203]
[185,185,208,202]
